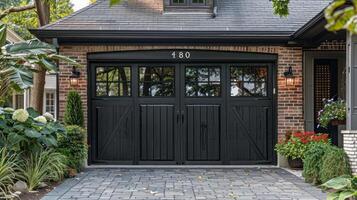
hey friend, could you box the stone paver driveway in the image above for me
[43,168,326,200]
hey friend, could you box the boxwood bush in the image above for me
[303,143,351,185]
[302,142,329,184]
[319,146,351,184]
[57,125,87,172]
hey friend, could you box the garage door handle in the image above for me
[176,111,180,123]
[181,111,185,124]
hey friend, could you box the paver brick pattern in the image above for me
[43,168,326,200]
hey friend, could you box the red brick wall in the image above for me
[58,45,303,140]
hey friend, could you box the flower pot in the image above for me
[330,119,346,126]
[288,158,303,169]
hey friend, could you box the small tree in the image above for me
[64,90,84,127]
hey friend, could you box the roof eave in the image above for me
[30,29,294,45]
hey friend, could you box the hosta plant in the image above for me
[0,107,66,153]
[18,150,67,191]
[322,176,357,200]
[318,98,346,128]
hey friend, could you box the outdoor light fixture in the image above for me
[284,66,295,86]
[69,66,80,86]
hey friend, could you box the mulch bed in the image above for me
[19,182,60,200]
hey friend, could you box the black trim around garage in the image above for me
[87,50,278,165]
[30,30,293,45]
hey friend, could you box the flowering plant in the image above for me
[0,107,65,153]
[275,132,329,159]
[318,98,346,128]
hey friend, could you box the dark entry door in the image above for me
[314,59,339,145]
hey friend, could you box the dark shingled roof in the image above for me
[39,0,331,34]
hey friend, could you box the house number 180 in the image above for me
[171,51,191,59]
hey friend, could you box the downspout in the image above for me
[212,0,218,18]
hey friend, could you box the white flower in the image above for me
[12,109,29,122]
[43,112,54,121]
[34,116,47,124]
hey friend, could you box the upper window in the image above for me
[95,66,131,97]
[230,66,268,97]
[185,66,221,97]
[139,66,175,97]
[170,0,207,6]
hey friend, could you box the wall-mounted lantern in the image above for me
[69,66,80,87]
[284,66,295,86]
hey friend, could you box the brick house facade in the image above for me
[33,0,354,166]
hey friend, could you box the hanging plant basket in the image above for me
[330,119,346,126]
[288,158,303,169]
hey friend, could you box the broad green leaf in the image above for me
[322,176,351,190]
[25,129,41,138]
[0,66,33,89]
[2,39,56,56]
[49,54,80,66]
[327,192,339,200]
[338,191,355,200]
[26,107,40,118]
[0,23,6,47]
[38,58,57,72]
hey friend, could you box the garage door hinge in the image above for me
[273,88,276,95]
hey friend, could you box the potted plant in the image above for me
[318,98,346,128]
[275,132,329,169]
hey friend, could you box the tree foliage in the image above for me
[0,24,79,105]
[1,0,74,39]
[272,0,357,34]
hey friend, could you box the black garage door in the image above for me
[88,50,277,165]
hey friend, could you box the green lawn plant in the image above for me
[0,148,19,199]
[322,176,357,200]
[18,150,67,191]
[64,90,84,127]
[57,125,87,173]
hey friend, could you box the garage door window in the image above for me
[96,67,131,97]
[139,66,175,97]
[230,66,267,97]
[185,67,221,97]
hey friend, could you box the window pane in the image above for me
[95,66,131,97]
[139,66,175,97]
[185,67,221,97]
[230,66,268,97]
[96,82,107,96]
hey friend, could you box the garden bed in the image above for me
[19,182,60,200]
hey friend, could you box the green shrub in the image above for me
[302,142,330,185]
[57,126,87,172]
[0,148,19,198]
[0,107,65,154]
[64,90,84,127]
[319,146,351,184]
[18,150,67,191]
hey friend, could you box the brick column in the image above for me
[342,131,357,174]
